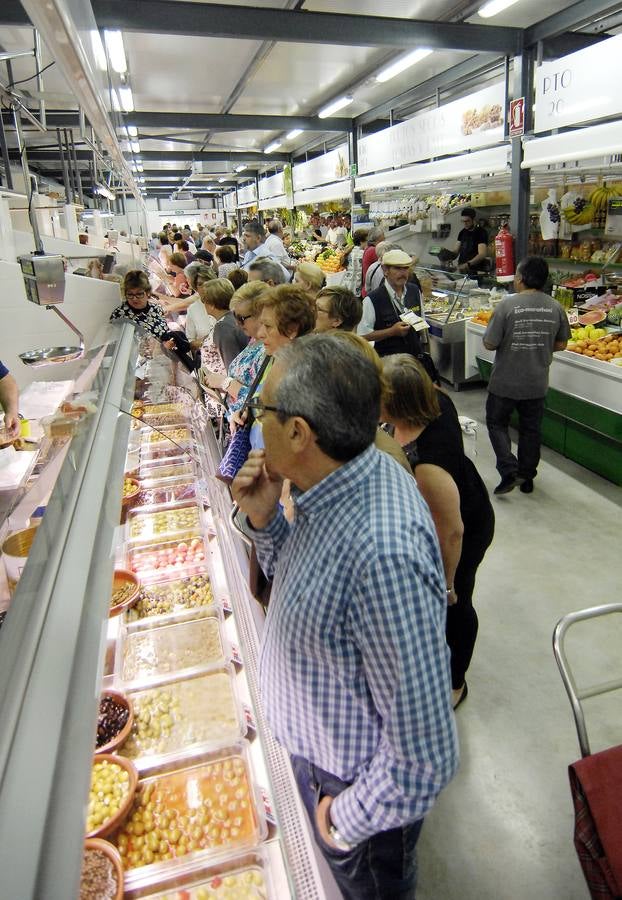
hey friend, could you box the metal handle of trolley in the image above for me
[552,602,622,758]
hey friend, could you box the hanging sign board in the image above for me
[605,199,622,238]
[534,34,622,133]
[509,97,525,137]
[292,144,349,191]
[357,81,505,175]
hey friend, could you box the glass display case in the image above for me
[0,323,326,899]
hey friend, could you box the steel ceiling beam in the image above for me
[126,112,349,132]
[524,0,621,45]
[8,149,284,163]
[12,0,519,54]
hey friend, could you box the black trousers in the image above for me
[447,503,495,690]
[486,392,546,480]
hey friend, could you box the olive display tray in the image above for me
[124,572,218,633]
[124,850,273,899]
[118,665,246,772]
[138,456,196,484]
[116,743,267,892]
[127,500,204,547]
[115,611,228,691]
[126,534,208,585]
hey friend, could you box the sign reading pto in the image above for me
[535,34,622,133]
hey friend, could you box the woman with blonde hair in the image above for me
[293,261,325,300]
[202,281,269,419]
[382,354,495,709]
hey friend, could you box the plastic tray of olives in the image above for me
[134,478,198,509]
[115,612,227,690]
[138,456,196,484]
[118,665,246,771]
[127,534,208,585]
[124,572,217,632]
[141,425,193,450]
[127,501,204,547]
[123,849,273,899]
[114,742,267,889]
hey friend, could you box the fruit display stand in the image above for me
[465,320,622,485]
[0,323,328,900]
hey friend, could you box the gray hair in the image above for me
[184,261,215,291]
[248,257,286,285]
[273,334,380,462]
[367,226,385,245]
[376,241,403,261]
[267,218,282,234]
[243,220,265,239]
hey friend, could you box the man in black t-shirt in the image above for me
[443,207,488,275]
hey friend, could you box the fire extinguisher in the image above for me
[495,221,515,282]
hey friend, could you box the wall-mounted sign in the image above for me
[357,81,505,175]
[237,182,257,205]
[292,144,349,192]
[534,34,622,133]
[258,171,285,200]
[509,97,525,137]
[223,191,236,212]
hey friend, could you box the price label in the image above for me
[230,642,243,667]
[242,703,256,733]
[260,786,277,826]
[221,596,233,615]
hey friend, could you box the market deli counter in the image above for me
[0,324,325,900]
[465,321,622,485]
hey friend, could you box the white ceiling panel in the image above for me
[124,32,262,112]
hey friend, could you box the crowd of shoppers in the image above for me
[108,240,571,898]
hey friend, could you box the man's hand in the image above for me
[457,262,469,273]
[232,450,283,530]
[389,321,412,338]
[316,795,343,851]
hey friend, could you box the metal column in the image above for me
[12,105,43,252]
[0,111,12,190]
[33,29,46,129]
[57,128,72,204]
[509,50,534,263]
[69,130,84,206]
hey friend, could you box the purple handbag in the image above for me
[216,356,271,484]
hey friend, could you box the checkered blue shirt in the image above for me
[254,445,459,844]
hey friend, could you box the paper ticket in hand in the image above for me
[400,311,429,332]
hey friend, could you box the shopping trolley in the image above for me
[553,603,622,899]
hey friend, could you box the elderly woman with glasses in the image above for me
[202,281,270,419]
[314,286,363,333]
[110,270,171,340]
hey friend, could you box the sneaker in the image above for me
[494,475,517,495]
[520,479,534,494]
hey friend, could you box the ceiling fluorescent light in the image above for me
[286,128,303,140]
[478,0,520,18]
[119,87,134,112]
[318,95,353,118]
[375,48,433,83]
[104,30,127,74]
[264,140,282,153]
[235,165,247,173]
[131,140,140,153]
[127,125,138,137]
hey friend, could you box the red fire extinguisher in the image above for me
[495,221,515,282]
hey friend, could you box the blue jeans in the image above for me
[291,755,423,900]
[486,392,546,480]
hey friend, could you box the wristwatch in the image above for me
[327,809,355,852]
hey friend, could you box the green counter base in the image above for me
[476,358,622,486]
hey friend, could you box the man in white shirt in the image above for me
[326,216,347,247]
[241,221,290,281]
[264,219,294,274]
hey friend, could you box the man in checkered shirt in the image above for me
[233,334,458,899]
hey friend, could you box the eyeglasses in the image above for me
[126,290,147,299]
[234,312,254,324]
[247,397,316,432]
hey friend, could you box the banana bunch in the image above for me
[563,203,595,225]
[589,184,622,212]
